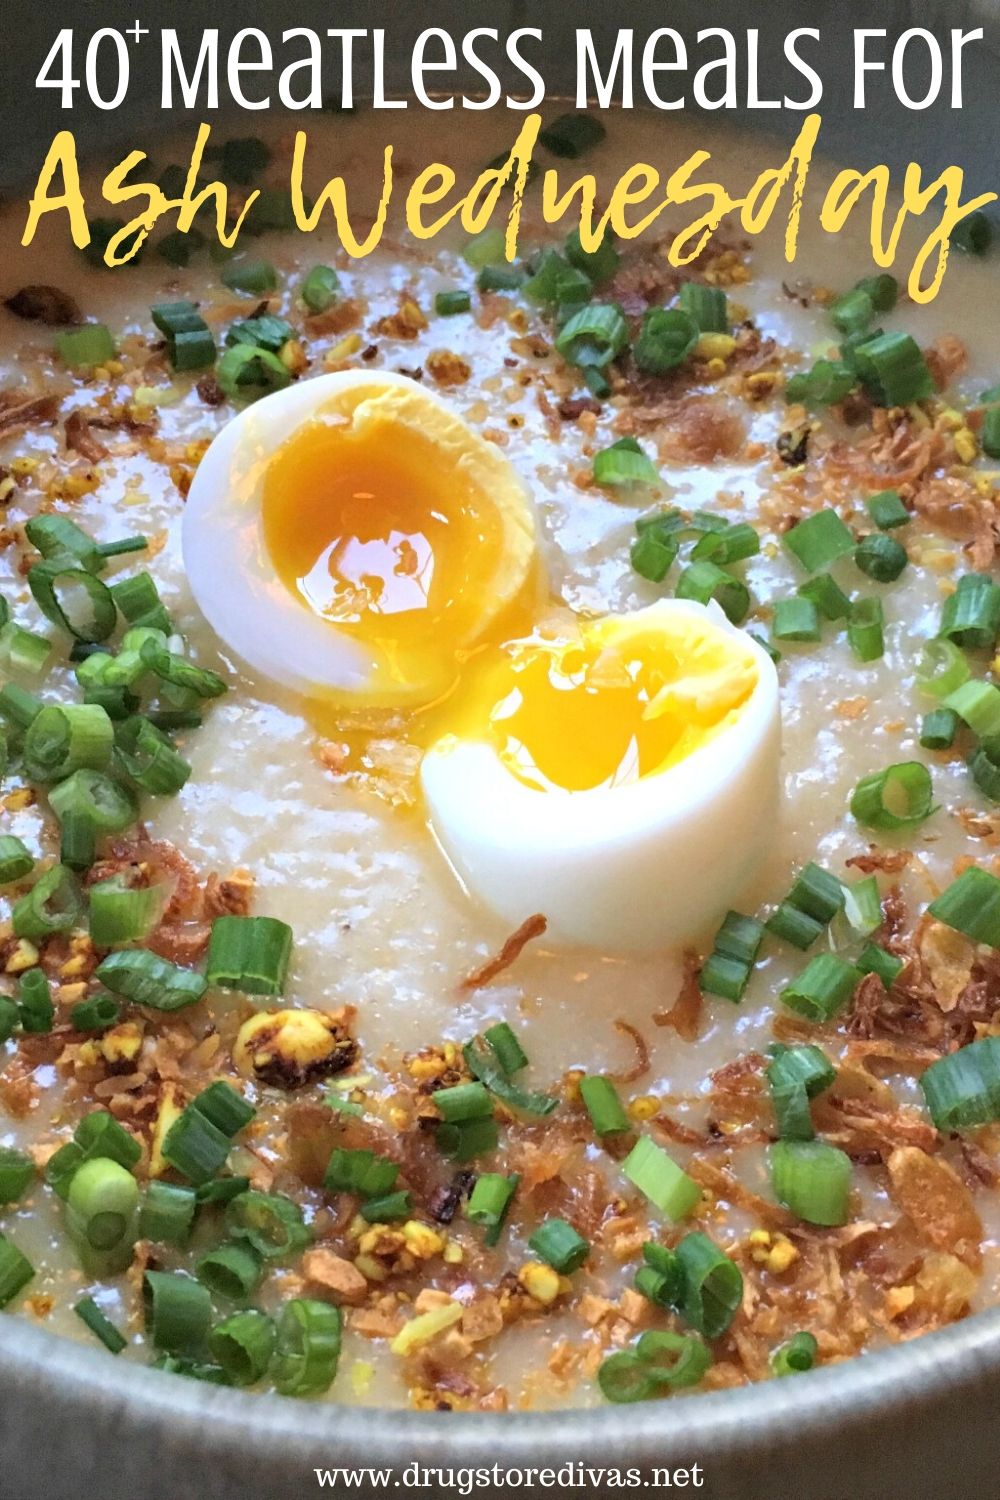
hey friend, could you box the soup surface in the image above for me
[0,107,999,1411]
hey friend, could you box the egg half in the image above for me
[182,371,538,707]
[421,600,781,951]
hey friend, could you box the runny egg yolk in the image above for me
[261,415,518,695]
[449,612,759,793]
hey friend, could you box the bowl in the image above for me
[1,2,998,1494]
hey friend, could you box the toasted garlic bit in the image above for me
[233,1007,358,1089]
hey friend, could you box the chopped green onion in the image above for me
[940,573,1000,649]
[528,1217,590,1274]
[848,597,885,662]
[324,1147,399,1199]
[45,1111,140,1200]
[89,875,165,947]
[463,1039,558,1120]
[114,715,191,795]
[226,1191,310,1260]
[66,1156,139,1253]
[699,952,752,1003]
[0,1146,34,1203]
[678,281,728,333]
[74,1296,126,1353]
[593,437,659,489]
[196,1175,252,1206]
[144,1270,212,1354]
[95,948,207,1012]
[56,323,116,369]
[771,1330,818,1376]
[462,228,507,268]
[161,1110,231,1186]
[855,274,899,313]
[855,533,908,583]
[830,288,874,337]
[928,866,1000,947]
[205,914,292,996]
[854,331,935,406]
[555,303,629,371]
[597,1330,711,1403]
[151,301,215,371]
[630,527,678,583]
[784,358,855,408]
[139,639,225,699]
[866,489,909,530]
[982,407,1000,460]
[49,769,137,833]
[139,1182,197,1247]
[850,762,935,831]
[18,968,53,1033]
[970,737,1000,802]
[0,998,18,1044]
[633,307,698,375]
[273,1298,341,1397]
[579,1075,629,1136]
[209,1310,275,1386]
[12,864,81,941]
[111,572,171,633]
[196,1242,263,1300]
[465,1173,518,1246]
[769,1140,852,1226]
[945,681,1000,739]
[780,953,861,1023]
[675,1231,743,1338]
[220,259,278,295]
[431,1082,493,1122]
[691,523,760,566]
[856,943,904,987]
[772,597,821,643]
[0,835,33,886]
[842,875,882,935]
[216,344,291,401]
[953,212,993,255]
[0,1235,34,1307]
[25,513,102,572]
[634,1241,684,1311]
[675,560,749,625]
[23,703,113,783]
[476,264,523,293]
[920,1036,1000,1129]
[921,708,960,751]
[0,684,42,730]
[434,289,471,317]
[435,1116,499,1162]
[0,621,53,678]
[360,1190,413,1223]
[28,562,116,643]
[766,902,824,951]
[70,994,120,1032]
[787,863,844,924]
[82,684,139,723]
[783,510,855,573]
[622,1136,700,1220]
[797,573,851,621]
[917,639,970,700]
[300,266,340,313]
[564,227,618,283]
[767,1043,835,1141]
[484,1021,528,1076]
[538,114,606,158]
[225,314,292,353]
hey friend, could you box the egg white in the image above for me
[420,600,782,952]
[181,370,536,705]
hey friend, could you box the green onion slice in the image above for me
[850,762,935,830]
[769,1140,852,1226]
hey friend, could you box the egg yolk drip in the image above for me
[261,415,520,695]
[451,614,759,793]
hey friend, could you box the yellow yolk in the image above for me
[262,416,514,693]
[448,612,759,793]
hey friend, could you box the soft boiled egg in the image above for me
[182,371,538,707]
[421,600,781,951]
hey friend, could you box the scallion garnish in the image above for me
[0,835,33,886]
[272,1298,342,1397]
[850,761,935,831]
[866,489,909,530]
[939,573,1000,649]
[89,876,165,947]
[579,1075,630,1136]
[847,597,885,662]
[528,1218,590,1274]
[856,943,904,987]
[928,866,1000,947]
[564,227,618,283]
[209,1309,275,1387]
[465,1173,518,1246]
[95,949,207,1012]
[917,638,970,700]
[921,1036,1000,1130]
[65,1156,139,1258]
[771,1330,818,1376]
[772,597,821,643]
[920,707,960,751]
[0,1146,34,1204]
[113,715,191,795]
[49,769,137,833]
[633,307,698,375]
[139,1181,197,1247]
[766,1043,835,1141]
[324,1147,399,1199]
[434,289,471,317]
[144,1270,212,1354]
[12,864,82,941]
[18,968,53,1034]
[196,1242,264,1300]
[463,1039,558,1120]
[56,323,116,369]
[622,1136,700,1220]
[555,303,629,372]
[23,703,113,783]
[853,331,935,406]
[784,358,855,408]
[483,1021,528,1076]
[854,533,908,583]
[593,437,659,489]
[74,1296,127,1354]
[0,1234,34,1308]
[70,994,120,1032]
[675,1231,743,1337]
[675,560,749,625]
[220,258,278,296]
[780,953,861,1023]
[769,1139,852,1226]
[634,1241,683,1311]
[28,561,116,643]
[783,510,855,573]
[205,914,292,996]
[598,1329,711,1403]
[359,1189,412,1223]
